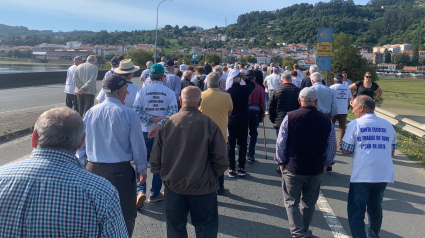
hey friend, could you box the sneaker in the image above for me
[217,187,225,196]
[136,193,146,209]
[228,170,236,178]
[247,156,255,163]
[238,168,247,177]
[276,166,281,173]
[305,230,313,238]
[265,111,269,115]
[148,192,165,203]
[326,166,333,172]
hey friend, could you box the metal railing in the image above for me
[375,108,425,139]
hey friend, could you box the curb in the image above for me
[0,128,33,143]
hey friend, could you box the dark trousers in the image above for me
[77,94,94,117]
[86,162,137,238]
[137,132,162,198]
[348,183,387,238]
[164,185,218,238]
[331,114,347,148]
[247,110,260,158]
[227,119,249,170]
[65,93,78,112]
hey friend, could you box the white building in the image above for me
[378,63,397,71]
[66,41,83,48]
[221,35,228,42]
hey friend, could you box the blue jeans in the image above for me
[247,110,260,158]
[265,93,269,111]
[137,132,163,198]
[347,182,387,238]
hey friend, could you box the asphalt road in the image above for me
[0,82,425,237]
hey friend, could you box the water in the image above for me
[0,64,70,74]
[377,72,425,80]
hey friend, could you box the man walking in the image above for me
[73,55,98,117]
[204,61,212,74]
[310,72,338,118]
[180,60,188,72]
[227,71,255,177]
[102,57,120,82]
[212,65,226,91]
[342,71,352,86]
[342,95,397,238]
[77,74,149,237]
[300,65,326,89]
[263,67,282,115]
[276,87,336,238]
[199,72,233,194]
[0,107,128,237]
[164,60,182,102]
[150,86,228,237]
[293,64,304,81]
[181,70,195,92]
[330,73,352,149]
[64,56,84,112]
[245,70,266,163]
[133,64,178,204]
[96,59,140,108]
[253,64,265,89]
[191,66,207,91]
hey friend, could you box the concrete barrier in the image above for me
[0,69,143,89]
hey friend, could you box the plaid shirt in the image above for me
[0,148,128,238]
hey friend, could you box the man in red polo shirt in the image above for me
[246,70,266,163]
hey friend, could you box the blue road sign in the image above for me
[316,56,332,71]
[317,28,333,43]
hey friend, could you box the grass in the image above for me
[162,39,185,53]
[377,77,425,108]
[0,61,70,65]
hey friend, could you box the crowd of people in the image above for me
[0,55,396,238]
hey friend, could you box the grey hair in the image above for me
[213,65,223,75]
[146,61,153,68]
[254,64,260,69]
[150,73,164,81]
[355,95,375,111]
[233,76,241,83]
[311,72,322,82]
[181,86,201,103]
[206,72,221,88]
[183,70,193,79]
[273,68,280,74]
[34,107,84,151]
[310,65,319,73]
[105,89,119,96]
[281,72,292,82]
[285,66,289,70]
[86,55,97,63]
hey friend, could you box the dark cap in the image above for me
[102,74,127,93]
[165,60,174,67]
[334,73,343,79]
[245,69,256,77]
[110,57,119,65]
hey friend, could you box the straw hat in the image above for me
[114,59,140,74]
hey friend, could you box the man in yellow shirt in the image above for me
[199,72,233,195]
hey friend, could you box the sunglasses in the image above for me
[365,76,372,78]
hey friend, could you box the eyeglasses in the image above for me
[365,76,372,78]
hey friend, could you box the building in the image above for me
[92,45,123,56]
[377,63,397,71]
[220,35,228,42]
[373,53,384,64]
[45,49,94,60]
[191,47,203,55]
[66,41,83,48]
[33,43,66,52]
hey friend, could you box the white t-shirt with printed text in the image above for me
[342,113,397,183]
[330,83,352,114]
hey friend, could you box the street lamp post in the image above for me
[154,0,172,64]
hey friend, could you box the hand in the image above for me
[77,91,82,95]
[149,116,167,124]
[279,165,286,173]
[137,173,147,185]
[323,165,328,174]
[148,125,160,139]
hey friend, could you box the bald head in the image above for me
[180,86,202,108]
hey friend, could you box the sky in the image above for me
[2,0,370,33]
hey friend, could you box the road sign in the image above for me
[316,42,333,57]
[316,56,332,71]
[317,28,333,42]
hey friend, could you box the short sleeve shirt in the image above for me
[96,83,139,108]
[354,81,379,99]
[342,113,397,183]
[330,83,352,114]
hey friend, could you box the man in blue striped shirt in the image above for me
[0,107,128,237]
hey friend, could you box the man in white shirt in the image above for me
[164,60,182,102]
[65,56,84,112]
[263,67,281,114]
[342,95,397,238]
[102,57,120,82]
[133,63,178,205]
[294,64,304,82]
[180,60,188,72]
[96,59,140,108]
[73,55,98,117]
[284,66,291,74]
[330,73,352,149]
[141,61,153,87]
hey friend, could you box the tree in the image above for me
[244,55,258,63]
[412,44,419,66]
[384,49,392,63]
[174,25,179,29]
[281,56,297,70]
[205,53,222,64]
[392,52,411,69]
[164,25,173,31]
[126,49,155,68]
[420,57,425,66]
[331,32,377,85]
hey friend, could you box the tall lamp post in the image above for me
[154,0,172,64]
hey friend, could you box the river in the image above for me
[0,64,70,74]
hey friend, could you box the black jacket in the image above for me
[227,79,255,121]
[254,69,265,89]
[268,83,301,129]
[300,77,326,89]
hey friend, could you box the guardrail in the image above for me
[375,108,425,139]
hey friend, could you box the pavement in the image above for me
[1,82,425,237]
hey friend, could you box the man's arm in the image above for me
[130,112,149,184]
[275,116,289,166]
[149,125,163,175]
[324,121,337,166]
[80,66,98,92]
[268,90,277,123]
[330,90,338,116]
[174,77,181,100]
[209,127,229,177]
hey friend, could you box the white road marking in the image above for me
[0,93,63,102]
[316,190,349,238]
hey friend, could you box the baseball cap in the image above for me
[245,70,256,77]
[165,60,174,67]
[110,57,119,65]
[334,73,343,79]
[73,56,84,62]
[150,63,166,74]
[299,87,318,102]
[102,74,128,93]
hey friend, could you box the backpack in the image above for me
[194,76,205,91]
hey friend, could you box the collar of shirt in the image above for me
[31,148,84,169]
[207,88,220,91]
[359,112,375,118]
[151,81,163,85]
[281,82,293,85]
[103,97,123,104]
[180,106,199,112]
[313,82,322,85]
